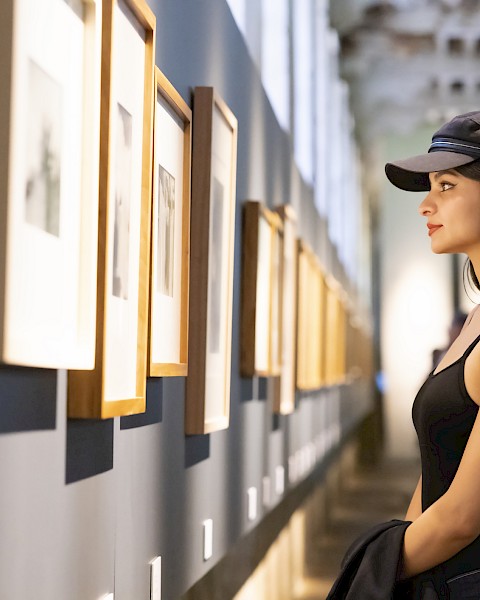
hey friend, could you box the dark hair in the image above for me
[455,160,480,294]
[455,159,480,181]
[465,259,480,294]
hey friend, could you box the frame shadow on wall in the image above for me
[240,376,268,404]
[120,378,164,430]
[185,433,210,468]
[66,379,164,484]
[66,418,114,484]
[0,367,57,433]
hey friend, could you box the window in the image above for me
[226,0,246,37]
[293,0,315,183]
[261,0,290,131]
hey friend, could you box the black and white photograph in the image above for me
[112,102,132,300]
[25,59,62,237]
[157,164,175,297]
[186,87,237,434]
[208,177,224,354]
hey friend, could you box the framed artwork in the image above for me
[348,316,374,381]
[296,241,310,390]
[0,0,102,368]
[324,279,336,385]
[68,0,155,418]
[346,304,362,382]
[307,255,324,390]
[148,67,191,377]
[272,205,297,414]
[185,87,238,434]
[296,242,325,391]
[336,293,347,382]
[324,278,346,386]
[270,215,284,378]
[240,201,283,378]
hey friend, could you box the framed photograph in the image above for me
[308,256,325,389]
[270,215,284,378]
[296,240,310,390]
[296,241,310,390]
[148,68,191,377]
[296,242,325,391]
[272,206,297,414]
[0,0,102,368]
[324,277,346,386]
[336,292,347,382]
[185,87,238,434]
[240,201,283,378]
[68,0,155,418]
[345,304,362,382]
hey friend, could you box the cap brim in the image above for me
[385,151,475,191]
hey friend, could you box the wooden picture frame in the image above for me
[148,67,191,377]
[324,277,346,386]
[296,241,310,390]
[296,242,325,391]
[68,0,155,418]
[336,292,347,383]
[306,255,324,390]
[272,206,297,414]
[240,201,283,378]
[185,87,238,434]
[0,0,102,368]
[270,214,284,378]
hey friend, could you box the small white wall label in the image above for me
[203,519,213,561]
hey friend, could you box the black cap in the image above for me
[385,111,480,191]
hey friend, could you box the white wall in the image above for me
[381,126,453,460]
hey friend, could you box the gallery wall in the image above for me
[0,1,374,599]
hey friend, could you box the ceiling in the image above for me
[331,0,480,141]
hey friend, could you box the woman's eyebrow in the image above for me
[433,169,457,180]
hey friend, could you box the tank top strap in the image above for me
[463,332,480,359]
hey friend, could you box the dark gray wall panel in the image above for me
[0,2,372,599]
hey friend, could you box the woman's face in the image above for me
[418,169,480,256]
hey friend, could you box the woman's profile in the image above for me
[328,111,480,599]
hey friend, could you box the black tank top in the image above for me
[412,333,480,578]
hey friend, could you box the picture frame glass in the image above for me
[204,104,235,422]
[5,0,99,368]
[104,0,146,401]
[151,96,186,364]
[255,214,272,373]
[270,225,283,374]
[279,215,296,410]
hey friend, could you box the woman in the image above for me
[385,110,480,598]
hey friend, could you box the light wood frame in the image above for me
[324,277,347,386]
[148,67,191,377]
[308,254,325,390]
[185,87,238,434]
[296,241,325,391]
[68,0,155,418]
[240,201,283,378]
[273,205,298,414]
[0,0,102,368]
[296,241,310,390]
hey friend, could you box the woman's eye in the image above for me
[440,181,454,191]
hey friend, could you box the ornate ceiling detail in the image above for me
[331,0,480,141]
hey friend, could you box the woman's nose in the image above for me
[418,192,436,216]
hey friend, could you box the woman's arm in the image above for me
[401,408,480,578]
[404,475,422,521]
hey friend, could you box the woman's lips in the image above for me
[427,224,443,236]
